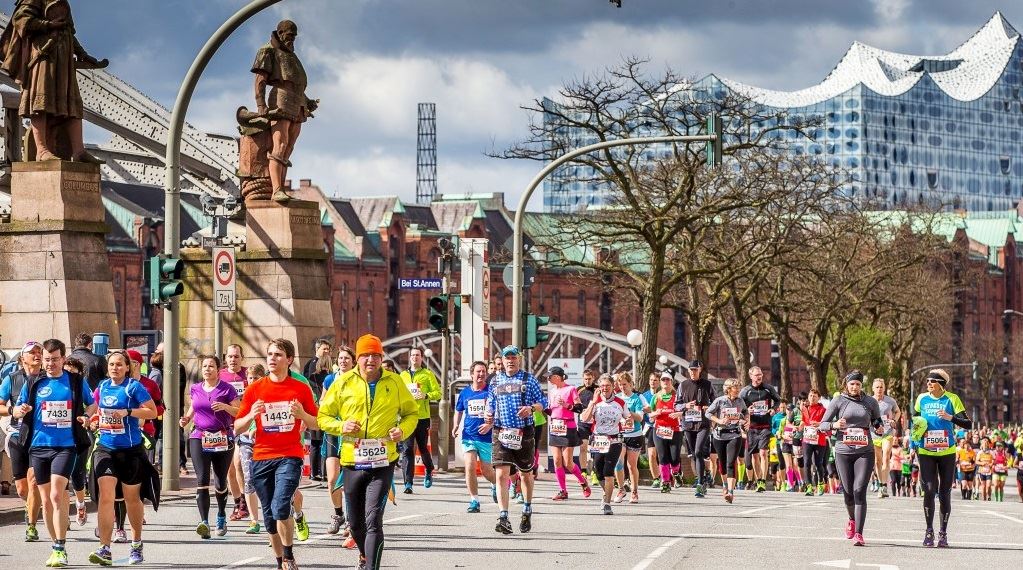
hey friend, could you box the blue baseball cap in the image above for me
[501,345,521,357]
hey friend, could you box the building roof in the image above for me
[718,12,1019,107]
[102,181,205,237]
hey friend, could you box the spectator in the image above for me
[302,338,332,378]
[71,332,107,390]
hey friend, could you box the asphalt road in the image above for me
[0,473,1020,569]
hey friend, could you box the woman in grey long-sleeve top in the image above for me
[705,378,748,503]
[819,370,883,546]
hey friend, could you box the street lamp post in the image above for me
[162,0,282,492]
[626,329,643,381]
[509,134,716,348]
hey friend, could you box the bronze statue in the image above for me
[0,0,107,163]
[242,20,317,204]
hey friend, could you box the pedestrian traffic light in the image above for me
[706,114,723,167]
[146,255,184,305]
[427,294,461,332]
[523,313,552,349]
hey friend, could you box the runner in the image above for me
[398,347,441,493]
[180,355,240,539]
[956,438,976,500]
[615,372,646,503]
[61,357,91,526]
[234,339,319,570]
[678,360,714,498]
[13,339,95,567]
[889,438,905,497]
[89,349,160,566]
[483,345,548,535]
[317,334,419,570]
[237,364,265,535]
[912,368,972,548]
[778,406,798,492]
[801,389,829,496]
[706,378,748,503]
[975,437,994,501]
[220,344,250,524]
[740,366,782,492]
[992,441,1009,502]
[0,342,44,542]
[579,374,631,515]
[649,372,684,493]
[321,346,355,537]
[818,371,883,547]
[870,379,901,498]
[452,361,497,512]
[576,369,598,483]
[545,366,590,501]
[643,372,661,489]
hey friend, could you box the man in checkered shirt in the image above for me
[483,345,547,536]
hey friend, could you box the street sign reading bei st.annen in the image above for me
[399,277,443,290]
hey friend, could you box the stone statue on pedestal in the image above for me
[0,0,107,163]
[236,20,317,205]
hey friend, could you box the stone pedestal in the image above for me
[178,199,333,367]
[0,161,120,350]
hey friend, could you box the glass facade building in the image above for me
[544,13,1023,214]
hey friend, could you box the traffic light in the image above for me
[523,313,552,349]
[706,114,723,167]
[427,294,461,332]
[146,255,184,305]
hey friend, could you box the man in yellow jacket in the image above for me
[318,334,418,570]
[397,346,441,492]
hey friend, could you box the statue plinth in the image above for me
[0,161,120,350]
[176,199,333,368]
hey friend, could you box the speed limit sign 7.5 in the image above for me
[213,246,237,312]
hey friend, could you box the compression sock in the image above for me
[334,506,345,517]
[786,468,795,489]
[523,502,531,514]
[196,489,211,521]
[570,464,586,484]
[555,467,567,491]
[215,490,229,517]
[659,464,672,482]
[282,545,294,560]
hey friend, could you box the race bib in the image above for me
[923,430,948,451]
[723,407,741,423]
[41,400,72,428]
[620,416,635,432]
[201,430,230,452]
[466,399,485,418]
[979,464,992,475]
[353,438,389,470]
[655,425,674,440]
[783,425,794,444]
[843,427,868,447]
[99,408,125,435]
[497,428,523,450]
[407,383,424,399]
[684,408,703,423]
[749,401,768,415]
[994,463,1007,474]
[590,435,611,454]
[549,418,568,437]
[261,402,295,433]
[959,460,974,470]
[881,417,893,433]
[230,381,246,395]
[804,425,819,441]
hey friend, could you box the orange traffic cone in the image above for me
[414,440,432,477]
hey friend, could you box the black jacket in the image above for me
[71,348,107,390]
[19,372,92,454]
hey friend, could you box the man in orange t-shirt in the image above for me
[235,338,318,570]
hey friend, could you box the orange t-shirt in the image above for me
[238,376,318,461]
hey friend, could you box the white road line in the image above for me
[631,536,684,570]
[672,532,1023,548]
[220,556,262,568]
[985,510,1023,524]
[738,504,789,515]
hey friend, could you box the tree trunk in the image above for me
[778,333,791,401]
[635,255,667,385]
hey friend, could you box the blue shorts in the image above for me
[461,439,493,463]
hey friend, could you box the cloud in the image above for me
[870,0,910,22]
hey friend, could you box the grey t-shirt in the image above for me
[706,395,747,441]
[876,395,900,436]
[819,393,882,455]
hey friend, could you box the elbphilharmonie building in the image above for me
[544,13,1023,214]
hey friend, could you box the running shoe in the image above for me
[467,499,481,513]
[356,556,367,570]
[724,491,734,504]
[343,535,357,549]
[660,482,671,493]
[424,474,433,488]
[845,519,855,539]
[45,548,69,568]
[602,504,613,515]
[281,559,298,570]
[852,533,865,546]
[519,511,532,533]
[650,478,661,490]
[817,483,826,496]
[327,514,343,534]
[89,545,113,566]
[197,520,211,539]
[629,493,639,504]
[804,485,814,496]
[491,485,498,503]
[551,490,569,501]
[25,524,39,542]
[229,504,241,521]
[937,532,948,548]
[694,484,706,498]
[623,481,631,493]
[295,513,310,541]
[113,529,128,544]
[77,503,88,526]
[128,542,143,565]
[215,515,228,537]
[342,521,351,537]
[589,472,600,485]
[515,492,525,504]
[614,489,627,504]
[755,480,766,493]
[495,516,513,535]
[880,484,889,498]
[403,484,413,495]
[246,521,261,534]
[673,473,685,488]
[581,482,592,498]
[923,529,935,547]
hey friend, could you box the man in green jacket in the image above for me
[398,347,441,492]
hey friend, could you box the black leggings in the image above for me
[804,443,828,486]
[684,430,711,483]
[653,432,683,468]
[400,419,434,484]
[189,439,233,521]
[834,452,874,534]
[344,464,395,570]
[712,437,742,478]
[919,453,955,532]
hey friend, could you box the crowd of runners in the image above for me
[2,334,1022,568]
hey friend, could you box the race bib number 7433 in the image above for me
[41,400,72,428]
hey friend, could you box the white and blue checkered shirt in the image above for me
[485,369,547,429]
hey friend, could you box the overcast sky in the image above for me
[52,1,1023,211]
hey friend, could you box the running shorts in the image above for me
[93,445,148,486]
[624,436,644,451]
[747,428,771,453]
[29,447,77,485]
[548,427,581,448]
[461,439,493,464]
[491,426,536,473]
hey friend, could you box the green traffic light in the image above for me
[147,255,185,305]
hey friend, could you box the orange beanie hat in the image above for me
[355,334,384,357]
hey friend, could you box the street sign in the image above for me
[399,277,443,290]
[546,357,585,385]
[212,246,236,312]
[481,267,491,321]
[502,263,535,290]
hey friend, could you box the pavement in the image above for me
[0,471,1020,569]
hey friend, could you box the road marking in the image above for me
[985,510,1023,524]
[673,532,1023,548]
[631,536,684,570]
[738,504,788,515]
[221,557,262,568]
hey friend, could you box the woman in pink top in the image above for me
[547,367,591,501]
